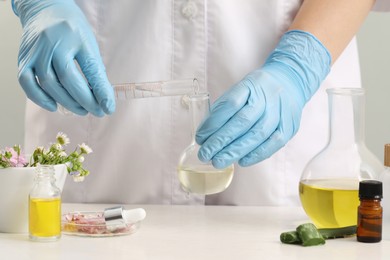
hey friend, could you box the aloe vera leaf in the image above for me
[296,223,326,246]
[318,225,357,239]
[280,231,302,244]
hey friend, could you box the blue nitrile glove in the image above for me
[196,30,331,168]
[12,0,115,116]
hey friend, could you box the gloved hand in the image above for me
[12,0,115,116]
[196,30,331,168]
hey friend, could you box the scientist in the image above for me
[11,0,390,205]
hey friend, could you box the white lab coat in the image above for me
[23,0,389,206]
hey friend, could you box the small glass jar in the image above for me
[29,165,61,242]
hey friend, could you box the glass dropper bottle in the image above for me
[357,180,383,243]
[29,165,61,242]
[177,92,234,195]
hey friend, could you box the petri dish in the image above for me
[61,211,141,237]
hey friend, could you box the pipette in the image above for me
[113,78,199,100]
[58,78,199,115]
[104,206,146,226]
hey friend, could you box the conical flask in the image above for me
[177,92,234,195]
[299,88,384,228]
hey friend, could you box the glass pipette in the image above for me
[58,78,199,115]
[113,78,199,100]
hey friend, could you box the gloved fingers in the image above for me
[76,44,115,115]
[198,101,266,163]
[35,65,88,116]
[209,108,279,169]
[52,49,105,117]
[196,84,250,145]
[14,0,114,117]
[238,93,302,167]
[237,107,297,167]
[238,128,287,167]
[18,68,56,112]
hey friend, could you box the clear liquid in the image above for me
[29,198,61,241]
[299,179,359,228]
[178,164,234,195]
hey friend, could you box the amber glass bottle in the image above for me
[357,180,383,243]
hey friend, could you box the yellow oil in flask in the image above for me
[299,178,359,228]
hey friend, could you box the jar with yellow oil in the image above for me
[29,165,61,242]
[299,88,383,229]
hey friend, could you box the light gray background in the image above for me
[1,3,390,160]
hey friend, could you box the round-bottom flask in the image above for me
[177,93,234,195]
[299,88,383,228]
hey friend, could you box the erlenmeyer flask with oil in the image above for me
[177,92,234,195]
[299,88,383,228]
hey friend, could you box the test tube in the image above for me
[57,78,199,115]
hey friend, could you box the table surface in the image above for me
[1,203,389,260]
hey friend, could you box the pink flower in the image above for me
[5,147,28,167]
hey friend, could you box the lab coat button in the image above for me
[181,1,198,19]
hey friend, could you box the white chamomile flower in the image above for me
[50,143,62,151]
[56,132,70,146]
[79,143,93,154]
[78,156,85,163]
[59,151,67,157]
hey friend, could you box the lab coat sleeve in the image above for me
[372,0,390,11]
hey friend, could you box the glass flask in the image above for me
[29,165,61,242]
[381,144,390,240]
[177,92,234,195]
[299,88,383,229]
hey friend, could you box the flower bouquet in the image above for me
[0,132,92,182]
[0,132,92,233]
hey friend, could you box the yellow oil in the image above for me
[29,198,61,239]
[178,164,234,195]
[299,178,359,228]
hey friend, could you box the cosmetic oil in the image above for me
[299,178,359,228]
[29,165,61,242]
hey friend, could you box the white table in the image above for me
[0,204,389,260]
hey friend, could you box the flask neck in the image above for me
[327,88,365,146]
[188,93,210,143]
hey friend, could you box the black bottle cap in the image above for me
[359,180,383,199]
